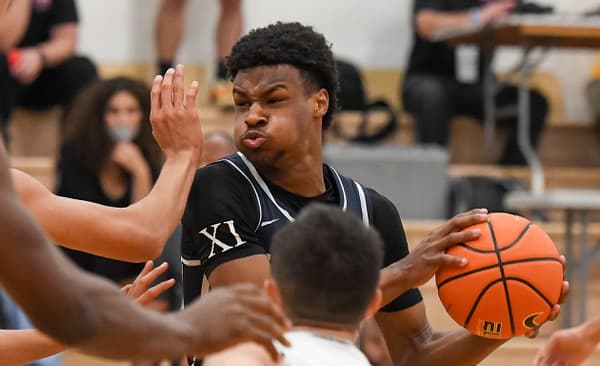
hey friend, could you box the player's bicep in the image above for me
[209,254,271,289]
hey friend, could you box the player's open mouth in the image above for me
[243,131,267,149]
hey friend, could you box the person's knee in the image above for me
[404,75,449,111]
[65,56,98,83]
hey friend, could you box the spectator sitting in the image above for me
[0,0,97,141]
[56,77,175,305]
[402,0,548,165]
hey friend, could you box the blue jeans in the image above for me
[0,287,63,366]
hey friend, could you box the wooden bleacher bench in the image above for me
[9,156,55,190]
[8,107,62,158]
[449,164,600,190]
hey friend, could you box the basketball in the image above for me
[436,212,563,339]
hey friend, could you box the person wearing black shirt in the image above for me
[0,0,97,140]
[403,0,549,165]
[181,22,566,365]
[56,77,162,285]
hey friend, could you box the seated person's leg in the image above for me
[17,56,97,112]
[155,0,188,75]
[402,74,454,145]
[495,85,548,166]
[216,0,242,80]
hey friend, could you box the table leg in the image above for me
[579,210,589,324]
[564,209,574,328]
[518,47,545,195]
[483,49,496,163]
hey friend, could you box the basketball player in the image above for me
[204,204,383,366]
[0,137,291,361]
[181,22,568,365]
[0,2,291,354]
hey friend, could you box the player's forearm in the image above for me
[65,279,195,360]
[0,197,196,361]
[122,150,199,253]
[582,316,600,345]
[131,164,153,203]
[415,10,471,40]
[56,150,197,261]
[378,264,412,308]
[0,329,65,366]
[407,329,505,366]
[0,0,31,50]
[36,24,77,67]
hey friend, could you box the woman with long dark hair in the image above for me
[57,77,164,284]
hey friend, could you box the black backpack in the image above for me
[332,59,398,143]
[447,176,527,218]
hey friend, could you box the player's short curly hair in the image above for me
[226,22,339,130]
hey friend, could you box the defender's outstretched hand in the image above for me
[533,316,599,366]
[150,65,203,164]
[121,261,175,306]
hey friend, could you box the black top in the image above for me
[56,143,142,283]
[181,158,423,313]
[18,0,78,48]
[406,0,484,78]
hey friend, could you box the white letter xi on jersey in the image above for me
[200,220,247,259]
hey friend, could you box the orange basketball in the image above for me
[435,212,563,339]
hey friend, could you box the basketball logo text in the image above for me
[479,320,502,337]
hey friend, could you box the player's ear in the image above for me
[263,278,283,307]
[364,289,382,319]
[312,89,329,120]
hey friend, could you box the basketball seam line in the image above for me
[504,277,555,307]
[491,219,518,336]
[461,277,555,335]
[456,224,532,254]
[463,278,504,329]
[437,257,562,289]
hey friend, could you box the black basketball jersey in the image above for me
[181,152,373,304]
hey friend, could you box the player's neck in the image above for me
[257,151,325,197]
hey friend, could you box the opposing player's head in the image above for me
[199,131,236,167]
[267,204,383,329]
[225,22,339,167]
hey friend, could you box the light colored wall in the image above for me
[76,0,599,120]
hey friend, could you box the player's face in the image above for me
[232,65,325,167]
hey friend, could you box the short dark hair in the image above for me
[225,22,339,130]
[270,204,383,327]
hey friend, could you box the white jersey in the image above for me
[275,330,370,366]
